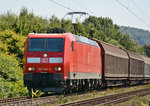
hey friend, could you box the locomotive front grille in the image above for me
[24,73,64,89]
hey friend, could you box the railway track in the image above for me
[0,95,58,106]
[59,87,150,106]
[1,87,150,106]
[0,96,28,104]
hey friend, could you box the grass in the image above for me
[116,95,150,106]
[44,83,150,105]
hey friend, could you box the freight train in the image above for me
[23,32,150,93]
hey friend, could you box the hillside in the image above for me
[120,26,150,45]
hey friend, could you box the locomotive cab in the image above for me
[23,33,75,93]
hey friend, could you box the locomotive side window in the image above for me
[28,38,46,52]
[72,42,74,52]
[47,38,64,52]
[73,34,98,47]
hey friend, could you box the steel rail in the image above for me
[0,95,58,106]
[59,88,150,106]
[0,96,28,104]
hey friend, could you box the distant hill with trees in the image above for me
[120,26,150,45]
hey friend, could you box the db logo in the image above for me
[41,58,48,63]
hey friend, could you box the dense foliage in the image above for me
[0,30,26,66]
[0,53,27,99]
[144,45,150,57]
[0,7,148,98]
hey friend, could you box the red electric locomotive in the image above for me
[23,32,102,93]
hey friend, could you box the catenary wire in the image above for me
[49,0,75,12]
[49,0,89,20]
[131,0,150,20]
[116,0,150,28]
[73,0,95,15]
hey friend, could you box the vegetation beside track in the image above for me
[116,94,150,106]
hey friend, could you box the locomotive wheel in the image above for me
[68,88,73,94]
[62,90,66,94]
[72,87,77,93]
[64,87,71,94]
[78,85,83,92]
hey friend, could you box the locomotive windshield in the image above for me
[28,38,64,52]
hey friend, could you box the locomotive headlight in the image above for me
[28,67,32,71]
[28,67,35,71]
[54,67,62,71]
[54,67,58,71]
[43,53,48,57]
[32,67,35,71]
[58,67,62,71]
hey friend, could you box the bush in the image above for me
[0,30,27,67]
[0,53,28,99]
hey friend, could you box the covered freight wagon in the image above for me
[100,42,129,80]
[125,51,144,80]
[91,38,129,80]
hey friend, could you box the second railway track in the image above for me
[60,87,150,106]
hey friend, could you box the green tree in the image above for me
[0,30,26,66]
[144,45,150,57]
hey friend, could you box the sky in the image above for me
[0,0,150,31]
